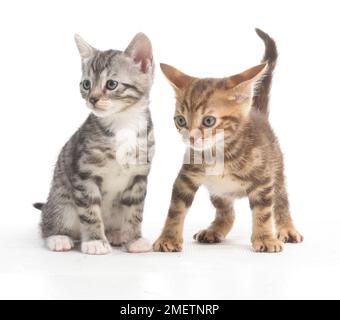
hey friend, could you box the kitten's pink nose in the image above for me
[90,96,99,106]
[189,130,202,145]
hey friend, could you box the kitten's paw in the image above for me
[252,238,284,253]
[127,238,152,253]
[194,229,224,243]
[153,237,183,252]
[277,227,303,243]
[46,235,74,252]
[81,240,112,255]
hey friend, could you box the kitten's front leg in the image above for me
[119,175,151,253]
[120,204,151,253]
[194,196,235,243]
[248,183,283,253]
[274,188,303,243]
[153,169,200,252]
[74,182,111,255]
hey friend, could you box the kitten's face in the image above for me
[160,63,267,150]
[75,34,154,118]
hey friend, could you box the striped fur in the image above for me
[252,28,278,117]
[35,33,155,255]
[154,29,302,253]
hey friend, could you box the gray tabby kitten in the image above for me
[34,33,155,255]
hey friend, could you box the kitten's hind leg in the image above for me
[46,235,74,252]
[194,196,235,243]
[274,189,303,243]
[249,183,284,253]
[41,203,79,252]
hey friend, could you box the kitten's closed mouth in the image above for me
[93,106,107,112]
[188,140,212,151]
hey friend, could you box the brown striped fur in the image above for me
[153,29,302,253]
[252,28,278,117]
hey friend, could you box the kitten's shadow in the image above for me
[190,239,250,251]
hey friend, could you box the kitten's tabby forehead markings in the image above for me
[88,50,120,75]
[161,62,267,116]
[75,33,155,116]
[187,79,219,113]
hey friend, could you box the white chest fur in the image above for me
[203,172,246,198]
[92,105,152,221]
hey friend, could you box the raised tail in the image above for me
[253,28,278,117]
[33,202,45,210]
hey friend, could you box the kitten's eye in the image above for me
[106,80,118,90]
[202,116,216,127]
[175,116,187,127]
[82,80,91,90]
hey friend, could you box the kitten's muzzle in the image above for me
[89,96,100,106]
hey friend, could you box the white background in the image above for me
[1,0,340,300]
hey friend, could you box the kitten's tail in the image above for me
[33,202,45,210]
[253,28,278,117]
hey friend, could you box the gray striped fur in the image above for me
[36,33,155,254]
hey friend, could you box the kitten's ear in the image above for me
[227,63,268,102]
[125,33,153,73]
[74,34,95,60]
[160,63,193,91]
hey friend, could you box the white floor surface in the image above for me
[1,218,339,300]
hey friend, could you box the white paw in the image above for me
[127,238,152,253]
[46,235,74,252]
[81,240,112,255]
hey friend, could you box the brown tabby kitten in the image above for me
[153,29,303,253]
